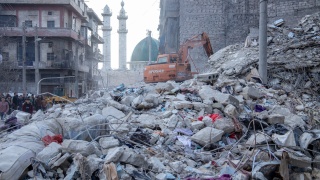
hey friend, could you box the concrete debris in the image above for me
[0,12,319,180]
[191,127,224,146]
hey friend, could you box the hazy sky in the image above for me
[85,0,160,69]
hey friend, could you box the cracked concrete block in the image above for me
[235,84,243,93]
[212,103,224,111]
[169,161,184,173]
[267,114,285,124]
[272,130,296,146]
[224,104,239,117]
[102,106,125,120]
[191,121,205,130]
[247,87,263,100]
[104,147,124,163]
[199,85,216,100]
[213,118,235,133]
[173,101,193,110]
[246,133,271,146]
[295,105,305,111]
[212,90,230,104]
[131,95,143,108]
[36,142,61,164]
[99,136,120,150]
[192,102,208,111]
[161,111,173,118]
[191,127,224,146]
[137,114,157,129]
[150,157,166,171]
[155,83,174,93]
[119,148,147,168]
[120,96,135,106]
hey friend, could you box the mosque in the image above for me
[102,1,159,76]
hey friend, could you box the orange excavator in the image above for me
[144,32,213,83]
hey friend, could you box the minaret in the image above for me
[102,4,112,70]
[117,0,128,70]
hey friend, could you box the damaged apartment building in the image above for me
[0,0,104,97]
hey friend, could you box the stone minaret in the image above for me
[117,0,128,70]
[102,4,112,70]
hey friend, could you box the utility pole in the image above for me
[259,0,268,84]
[74,42,79,98]
[35,25,40,93]
[147,30,152,65]
[22,22,27,92]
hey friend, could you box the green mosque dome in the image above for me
[131,37,159,62]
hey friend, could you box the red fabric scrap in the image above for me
[209,114,221,122]
[198,114,221,122]
[42,134,63,146]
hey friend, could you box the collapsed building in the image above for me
[159,0,320,72]
[0,12,319,179]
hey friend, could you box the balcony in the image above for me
[13,60,89,73]
[92,31,104,44]
[0,27,85,41]
[0,0,86,19]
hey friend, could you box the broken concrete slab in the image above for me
[246,132,272,146]
[173,101,194,110]
[99,136,120,150]
[267,114,285,124]
[275,148,312,169]
[104,147,124,164]
[272,130,297,147]
[61,139,101,157]
[191,121,205,130]
[213,118,235,133]
[102,106,126,120]
[149,157,166,171]
[36,142,62,164]
[191,127,224,146]
[247,87,263,100]
[224,104,239,117]
[119,148,147,168]
[155,82,174,93]
[136,114,158,129]
[199,85,216,100]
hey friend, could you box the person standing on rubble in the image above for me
[41,97,47,112]
[12,92,18,110]
[22,98,33,114]
[5,95,13,115]
[0,97,9,120]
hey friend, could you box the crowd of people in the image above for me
[0,92,48,120]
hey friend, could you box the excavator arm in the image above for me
[178,32,213,63]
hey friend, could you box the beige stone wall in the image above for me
[101,70,143,88]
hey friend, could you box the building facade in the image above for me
[159,0,320,72]
[0,0,103,96]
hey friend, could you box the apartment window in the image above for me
[2,52,9,61]
[47,53,54,61]
[0,15,16,27]
[48,11,53,15]
[47,21,55,28]
[48,42,53,48]
[25,20,32,27]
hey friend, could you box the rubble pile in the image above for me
[209,12,320,96]
[0,13,319,180]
